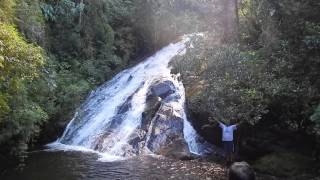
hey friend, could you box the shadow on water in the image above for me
[3,151,205,180]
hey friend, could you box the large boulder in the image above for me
[158,138,194,160]
[150,80,175,99]
[229,162,256,180]
[144,79,190,157]
[146,104,188,154]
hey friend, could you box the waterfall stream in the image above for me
[48,35,210,161]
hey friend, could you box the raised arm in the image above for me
[217,120,225,128]
[232,121,241,130]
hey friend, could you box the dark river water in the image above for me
[2,151,225,180]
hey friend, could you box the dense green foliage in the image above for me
[0,0,15,23]
[0,3,47,167]
[239,0,320,133]
[173,38,271,125]
[172,0,320,165]
[39,0,138,122]
[0,0,141,167]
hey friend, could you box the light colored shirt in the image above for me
[219,122,237,141]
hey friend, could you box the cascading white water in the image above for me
[48,35,209,161]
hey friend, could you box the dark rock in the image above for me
[146,116,183,152]
[253,152,313,178]
[150,80,175,99]
[146,104,188,156]
[187,110,222,146]
[163,93,181,102]
[57,121,68,129]
[147,99,183,153]
[35,119,68,147]
[143,79,197,158]
[229,162,256,180]
[128,129,147,149]
[141,94,161,130]
[158,138,194,160]
[117,95,133,114]
[127,75,133,82]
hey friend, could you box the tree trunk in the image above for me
[79,0,84,26]
[221,0,238,43]
[235,0,240,43]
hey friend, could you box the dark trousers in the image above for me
[223,141,234,154]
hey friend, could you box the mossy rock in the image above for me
[253,152,313,178]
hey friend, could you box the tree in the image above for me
[220,0,239,42]
[0,22,47,160]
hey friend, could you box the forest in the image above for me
[0,0,320,179]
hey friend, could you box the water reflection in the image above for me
[3,151,208,180]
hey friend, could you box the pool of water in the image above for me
[2,151,226,180]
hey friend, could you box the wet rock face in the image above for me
[91,79,189,158]
[141,94,161,131]
[150,80,176,99]
[76,79,193,158]
[158,138,194,160]
[229,162,255,180]
[146,106,187,154]
[143,79,189,157]
[128,129,147,149]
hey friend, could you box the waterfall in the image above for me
[48,35,211,161]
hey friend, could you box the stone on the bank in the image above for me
[229,161,255,180]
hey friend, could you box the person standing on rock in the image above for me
[217,119,239,165]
